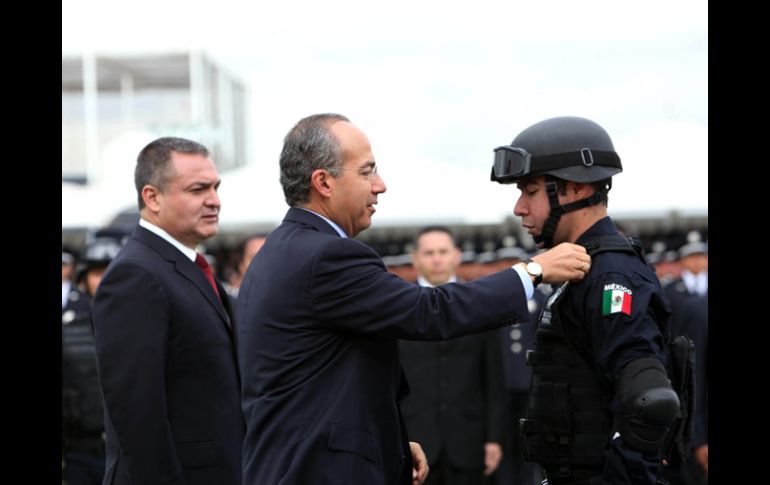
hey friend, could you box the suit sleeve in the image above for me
[483,330,506,445]
[310,237,530,340]
[92,262,185,485]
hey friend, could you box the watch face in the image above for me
[526,261,543,276]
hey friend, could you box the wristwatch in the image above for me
[522,258,543,287]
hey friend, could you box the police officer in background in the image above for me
[490,117,679,484]
[62,237,123,485]
[663,242,708,485]
[63,250,88,317]
[664,241,708,318]
[63,251,77,311]
[400,226,506,485]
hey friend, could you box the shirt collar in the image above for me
[416,275,458,287]
[139,218,198,262]
[298,208,348,238]
[681,269,708,295]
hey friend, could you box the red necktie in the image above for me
[195,253,221,300]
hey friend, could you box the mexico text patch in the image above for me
[602,283,632,316]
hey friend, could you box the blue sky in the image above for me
[63,0,707,227]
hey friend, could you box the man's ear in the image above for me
[310,169,333,198]
[567,181,591,200]
[142,185,161,212]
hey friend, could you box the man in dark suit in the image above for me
[399,226,506,485]
[236,113,593,485]
[92,137,244,485]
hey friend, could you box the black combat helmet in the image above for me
[490,116,623,248]
[490,116,622,184]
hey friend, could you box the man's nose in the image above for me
[513,197,526,216]
[373,173,386,193]
[207,189,221,207]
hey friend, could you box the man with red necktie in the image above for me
[92,137,244,485]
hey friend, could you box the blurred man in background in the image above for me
[62,250,77,311]
[400,226,505,485]
[223,234,267,300]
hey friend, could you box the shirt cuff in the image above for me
[512,264,534,300]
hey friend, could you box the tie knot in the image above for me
[195,253,210,270]
[195,253,221,300]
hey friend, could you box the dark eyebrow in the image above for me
[188,179,221,190]
[359,161,376,170]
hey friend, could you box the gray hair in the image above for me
[135,137,209,210]
[279,113,350,206]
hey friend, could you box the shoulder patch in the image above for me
[602,283,632,316]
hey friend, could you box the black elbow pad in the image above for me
[614,357,680,455]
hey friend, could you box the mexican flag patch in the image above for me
[602,283,632,316]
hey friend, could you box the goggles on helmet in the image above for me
[490,146,622,184]
[492,146,532,183]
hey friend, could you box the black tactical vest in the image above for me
[520,235,647,468]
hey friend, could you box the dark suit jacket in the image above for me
[236,208,529,485]
[399,324,505,470]
[92,225,244,485]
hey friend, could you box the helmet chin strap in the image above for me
[534,177,611,248]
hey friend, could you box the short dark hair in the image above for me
[414,226,456,249]
[279,113,350,207]
[135,137,209,210]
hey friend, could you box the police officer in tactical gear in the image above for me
[62,237,123,485]
[491,117,680,484]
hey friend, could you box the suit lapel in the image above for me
[174,260,232,330]
[132,225,233,331]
